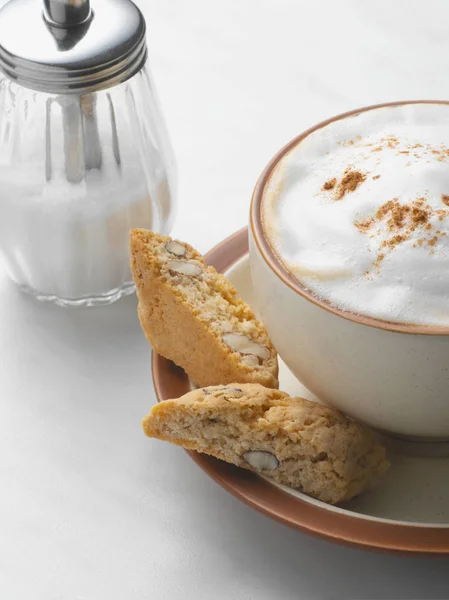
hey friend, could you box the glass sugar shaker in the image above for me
[0,0,176,306]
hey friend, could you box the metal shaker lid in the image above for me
[0,0,147,94]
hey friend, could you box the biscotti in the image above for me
[130,230,278,388]
[143,384,389,504]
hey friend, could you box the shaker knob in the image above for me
[43,0,92,28]
[0,0,147,93]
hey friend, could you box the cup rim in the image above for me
[250,100,449,336]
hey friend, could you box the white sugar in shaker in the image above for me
[0,0,176,306]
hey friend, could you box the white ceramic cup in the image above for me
[249,101,449,441]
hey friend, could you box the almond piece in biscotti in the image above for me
[165,240,187,257]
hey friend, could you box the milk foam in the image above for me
[262,104,449,326]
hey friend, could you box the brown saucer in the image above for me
[152,227,449,556]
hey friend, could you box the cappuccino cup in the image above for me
[250,101,449,440]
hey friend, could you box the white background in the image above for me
[1,0,449,598]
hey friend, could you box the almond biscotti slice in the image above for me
[130,229,278,388]
[143,384,389,505]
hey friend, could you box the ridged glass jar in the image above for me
[0,67,176,306]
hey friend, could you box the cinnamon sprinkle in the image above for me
[358,136,449,162]
[321,170,366,200]
[322,178,336,191]
[442,194,449,207]
[339,136,362,147]
[336,170,366,200]
[373,253,385,269]
[355,196,449,273]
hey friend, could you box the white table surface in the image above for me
[1,0,449,597]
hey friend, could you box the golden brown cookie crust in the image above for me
[130,229,279,388]
[144,383,389,505]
